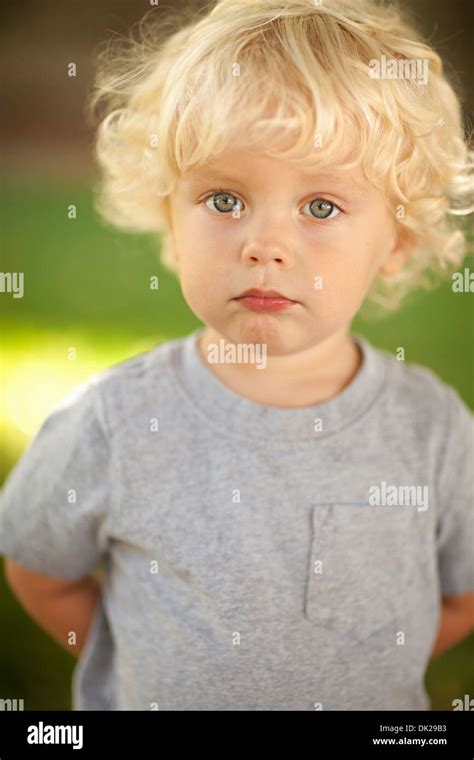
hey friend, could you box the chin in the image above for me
[229,315,302,355]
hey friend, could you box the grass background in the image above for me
[0,177,473,710]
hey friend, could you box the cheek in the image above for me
[177,242,230,316]
[306,236,381,317]
[183,211,230,256]
[316,271,366,321]
[181,217,239,280]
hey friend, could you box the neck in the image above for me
[197,327,363,408]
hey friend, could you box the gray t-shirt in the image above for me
[1,328,473,711]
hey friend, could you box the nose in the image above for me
[240,203,296,268]
[241,237,294,269]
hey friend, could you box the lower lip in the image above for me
[234,295,298,313]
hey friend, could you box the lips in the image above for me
[237,288,293,299]
[233,288,298,313]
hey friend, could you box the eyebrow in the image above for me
[183,172,247,187]
[183,169,367,193]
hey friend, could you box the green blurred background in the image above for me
[0,0,473,710]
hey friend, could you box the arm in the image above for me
[3,558,103,658]
[429,591,474,661]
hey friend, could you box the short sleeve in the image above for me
[436,386,474,597]
[0,379,112,581]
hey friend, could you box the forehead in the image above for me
[180,149,368,192]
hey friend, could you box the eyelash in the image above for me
[201,188,346,221]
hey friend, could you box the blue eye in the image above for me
[205,192,243,214]
[203,191,342,220]
[303,198,341,220]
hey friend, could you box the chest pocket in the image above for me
[304,503,419,641]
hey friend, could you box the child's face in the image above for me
[168,147,408,354]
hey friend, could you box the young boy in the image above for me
[1,0,473,711]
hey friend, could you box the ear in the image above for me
[379,225,415,277]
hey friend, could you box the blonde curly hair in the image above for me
[88,0,473,313]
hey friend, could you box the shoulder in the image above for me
[74,334,190,435]
[3,335,190,488]
[365,340,473,426]
[92,334,184,384]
